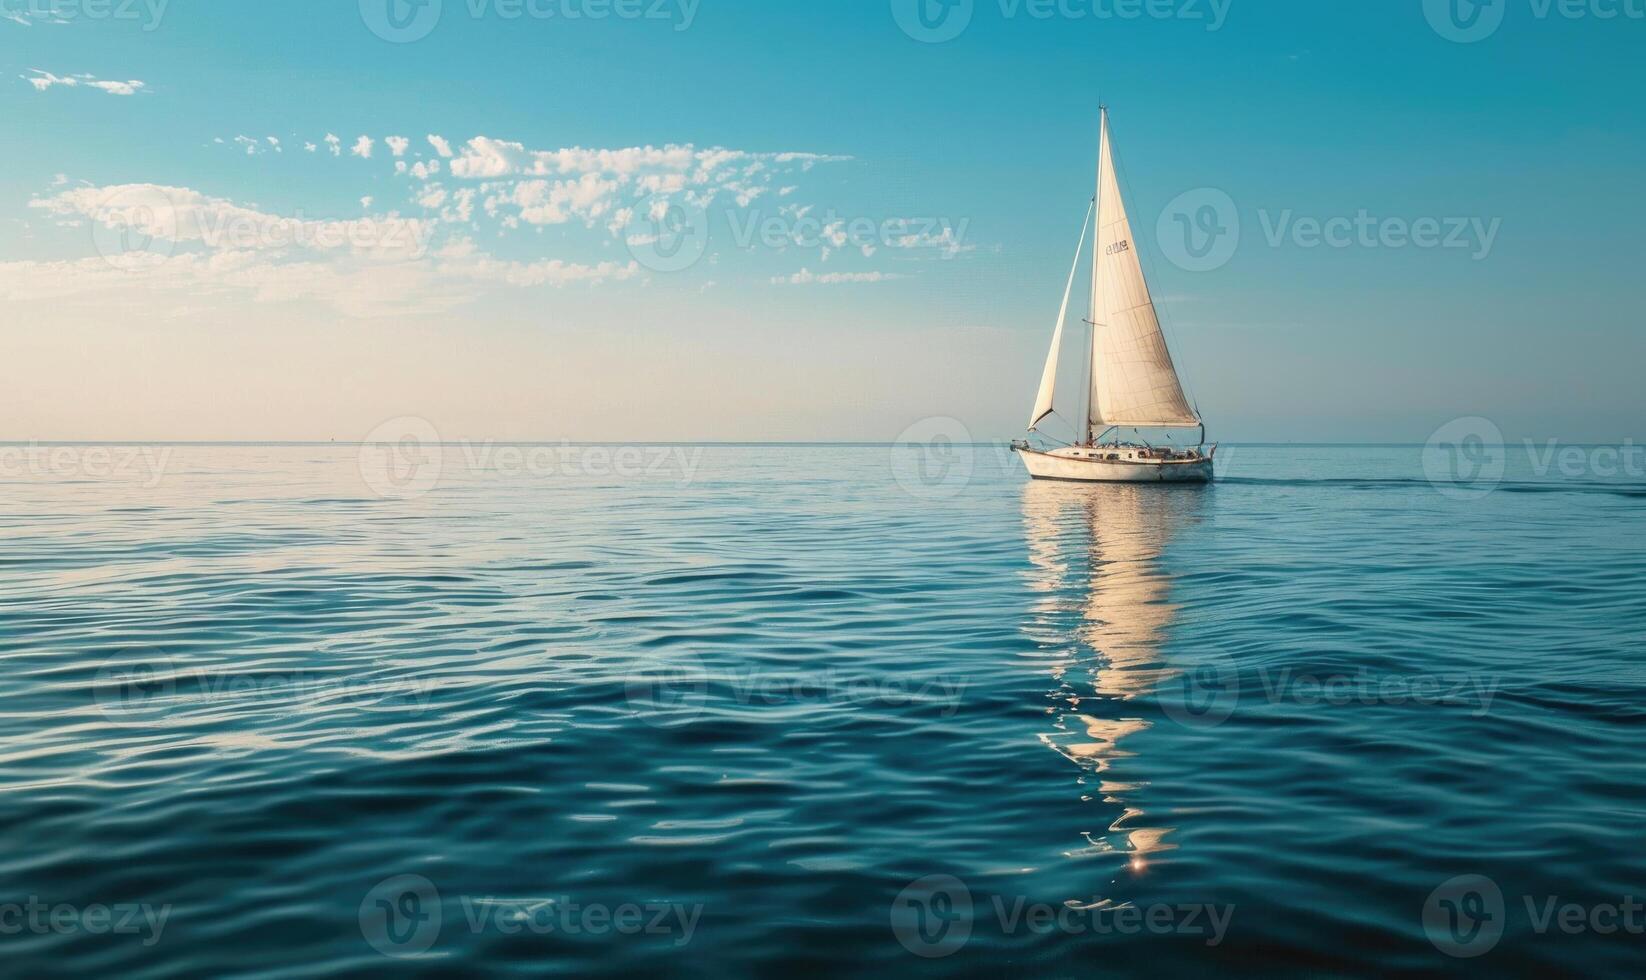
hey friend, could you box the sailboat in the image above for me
[1012,107,1215,484]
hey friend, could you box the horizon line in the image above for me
[2,440,1632,448]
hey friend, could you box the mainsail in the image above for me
[1029,199,1095,431]
[1089,108,1199,429]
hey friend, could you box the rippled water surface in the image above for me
[3,443,1644,977]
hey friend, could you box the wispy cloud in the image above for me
[427,138,852,238]
[228,135,284,156]
[21,69,146,96]
[232,133,859,253]
[7,182,639,317]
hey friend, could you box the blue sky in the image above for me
[2,0,1642,441]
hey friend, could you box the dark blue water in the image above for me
[2,443,1643,976]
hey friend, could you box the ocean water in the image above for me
[2,442,1644,977]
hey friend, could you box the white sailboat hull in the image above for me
[1016,446,1214,484]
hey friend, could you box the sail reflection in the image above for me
[1021,481,1207,871]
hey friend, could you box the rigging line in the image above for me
[1037,409,1078,448]
[1105,113,1203,419]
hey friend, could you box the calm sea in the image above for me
[2,442,1643,976]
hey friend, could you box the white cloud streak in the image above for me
[21,69,146,96]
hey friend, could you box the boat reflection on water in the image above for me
[1021,480,1208,883]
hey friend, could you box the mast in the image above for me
[1083,107,1107,446]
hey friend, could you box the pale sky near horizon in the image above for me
[2,0,1642,443]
